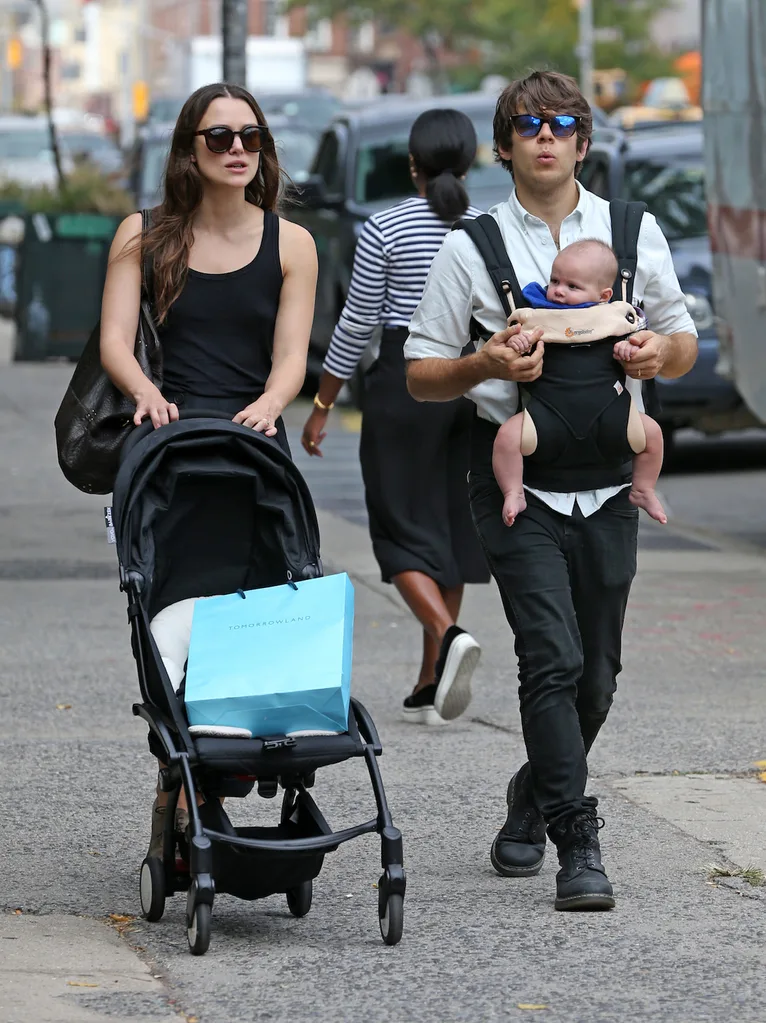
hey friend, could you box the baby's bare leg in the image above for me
[629,413,667,524]
[493,413,527,526]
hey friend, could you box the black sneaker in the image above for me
[549,810,615,911]
[433,626,481,721]
[402,683,446,726]
[490,768,547,877]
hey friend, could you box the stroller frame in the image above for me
[113,413,406,955]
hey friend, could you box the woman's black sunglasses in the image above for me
[194,125,269,154]
[510,114,580,139]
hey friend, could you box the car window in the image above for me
[313,132,344,194]
[354,123,509,204]
[274,128,319,183]
[0,130,50,159]
[623,156,706,240]
[579,157,610,199]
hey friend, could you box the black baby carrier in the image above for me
[456,200,655,492]
[111,410,405,954]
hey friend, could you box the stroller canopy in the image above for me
[112,413,322,618]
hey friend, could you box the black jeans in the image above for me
[468,416,638,828]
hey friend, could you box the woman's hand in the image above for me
[133,384,179,428]
[233,393,283,435]
[301,406,329,457]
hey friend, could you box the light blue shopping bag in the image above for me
[184,573,354,737]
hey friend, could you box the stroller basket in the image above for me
[112,413,406,955]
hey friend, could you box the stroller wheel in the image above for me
[139,858,166,922]
[379,893,404,946]
[286,879,313,918]
[187,902,211,956]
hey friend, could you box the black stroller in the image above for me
[111,410,406,954]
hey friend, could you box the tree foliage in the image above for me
[296,0,676,96]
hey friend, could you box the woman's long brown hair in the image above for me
[140,83,281,323]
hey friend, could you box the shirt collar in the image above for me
[507,179,589,228]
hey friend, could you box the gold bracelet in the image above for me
[313,394,334,412]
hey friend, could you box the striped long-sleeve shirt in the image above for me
[323,196,483,380]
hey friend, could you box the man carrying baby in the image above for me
[405,70,697,910]
[494,238,667,528]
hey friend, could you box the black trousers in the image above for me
[468,416,638,827]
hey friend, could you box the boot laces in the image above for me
[569,812,605,868]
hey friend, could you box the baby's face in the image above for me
[547,251,605,305]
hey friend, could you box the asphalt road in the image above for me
[1,360,765,1023]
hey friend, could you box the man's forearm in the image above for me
[661,331,698,379]
[406,352,488,402]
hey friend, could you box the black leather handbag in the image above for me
[54,209,162,495]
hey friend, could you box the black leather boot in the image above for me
[490,768,547,877]
[550,810,615,911]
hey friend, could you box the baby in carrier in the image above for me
[492,238,667,527]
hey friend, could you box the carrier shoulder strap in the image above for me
[609,198,661,415]
[453,214,524,319]
[609,198,646,305]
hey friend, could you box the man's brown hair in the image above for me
[493,70,593,177]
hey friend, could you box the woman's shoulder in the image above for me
[370,195,431,228]
[108,211,143,259]
[276,213,315,248]
[275,213,317,274]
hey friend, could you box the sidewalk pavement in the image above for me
[2,375,766,1022]
[0,914,181,1023]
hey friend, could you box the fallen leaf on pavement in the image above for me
[517,1006,549,1011]
[56,703,72,711]
[13,909,22,915]
[67,981,99,988]
[108,914,135,923]
[754,760,766,768]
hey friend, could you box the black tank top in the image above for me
[159,209,282,400]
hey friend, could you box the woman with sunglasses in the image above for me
[301,108,490,726]
[100,81,317,448]
[98,82,317,852]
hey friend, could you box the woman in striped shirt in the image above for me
[301,109,489,726]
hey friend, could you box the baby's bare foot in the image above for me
[629,486,667,524]
[502,490,527,527]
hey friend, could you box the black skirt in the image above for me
[359,328,489,588]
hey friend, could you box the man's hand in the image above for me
[614,330,670,380]
[481,324,544,383]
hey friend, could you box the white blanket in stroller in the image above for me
[149,598,341,738]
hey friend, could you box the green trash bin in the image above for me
[13,211,120,361]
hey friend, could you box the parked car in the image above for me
[288,93,614,383]
[0,115,124,188]
[0,116,73,188]
[579,122,740,443]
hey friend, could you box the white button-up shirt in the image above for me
[404,182,698,516]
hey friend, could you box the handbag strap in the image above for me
[140,208,155,313]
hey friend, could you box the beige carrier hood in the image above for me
[510,301,647,344]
